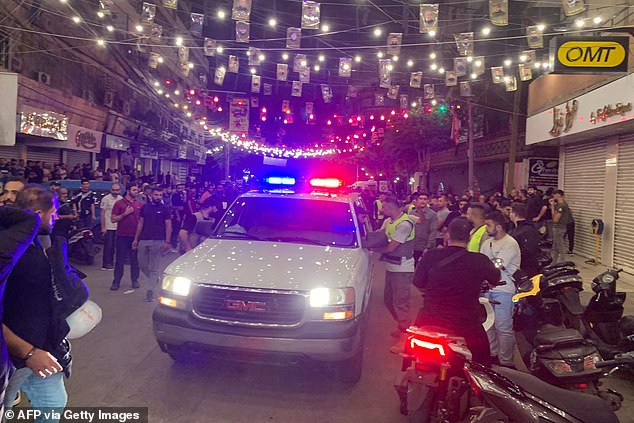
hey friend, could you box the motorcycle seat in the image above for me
[534,325,584,346]
[492,366,618,423]
[543,261,576,271]
[541,267,579,279]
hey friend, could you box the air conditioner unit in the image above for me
[37,71,51,85]
[122,100,131,116]
[104,91,114,108]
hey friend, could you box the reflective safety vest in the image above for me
[375,199,384,219]
[407,204,416,215]
[384,213,415,260]
[468,225,487,253]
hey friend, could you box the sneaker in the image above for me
[110,283,120,291]
[144,290,154,302]
[132,281,140,289]
[101,266,114,271]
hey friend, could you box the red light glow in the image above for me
[356,116,361,121]
[195,100,201,105]
[390,110,396,116]
[380,115,385,121]
[348,118,353,124]
[327,120,332,125]
[217,106,223,112]
[189,89,195,96]
[403,113,409,119]
[310,178,342,188]
[165,79,172,86]
[309,114,315,120]
[261,107,267,113]
[370,115,375,120]
[214,96,219,102]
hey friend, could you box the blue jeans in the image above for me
[484,291,516,366]
[4,367,67,422]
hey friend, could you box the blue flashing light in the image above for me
[265,176,296,186]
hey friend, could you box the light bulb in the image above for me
[250,68,256,74]
[537,24,545,32]
[106,25,114,32]
[374,28,382,37]
[466,56,473,63]
[135,24,143,32]
[438,67,445,74]
[392,55,399,62]
[593,16,602,24]
[96,38,105,47]
[72,16,81,24]
[216,46,224,53]
[321,24,330,32]
[429,52,436,59]
[258,54,265,61]
[97,11,105,18]
[188,62,194,69]
[269,18,277,27]
[429,30,436,37]
[314,65,320,71]
[282,53,289,60]
[470,73,477,80]
[318,55,325,62]
[217,10,226,19]
[475,60,482,67]
[504,59,512,66]
[175,36,183,46]
[355,55,362,63]
[430,63,437,70]
[575,19,585,28]
[377,51,384,58]
[431,99,437,106]
[482,27,491,36]
[407,59,414,67]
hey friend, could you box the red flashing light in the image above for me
[380,115,385,121]
[309,114,315,120]
[189,89,196,96]
[213,96,219,102]
[261,107,267,113]
[403,113,409,119]
[165,79,172,86]
[390,110,396,116]
[195,100,202,106]
[327,120,332,125]
[310,178,343,188]
[261,116,267,121]
[356,116,361,121]
[408,335,447,362]
[370,115,375,120]
[348,118,353,124]
[283,119,288,124]
[217,106,223,112]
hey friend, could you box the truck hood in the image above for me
[164,239,362,291]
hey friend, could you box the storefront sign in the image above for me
[105,134,130,151]
[19,107,68,140]
[552,37,629,74]
[69,124,102,153]
[526,72,634,145]
[528,158,559,187]
[0,72,18,146]
[139,144,158,159]
[229,98,249,135]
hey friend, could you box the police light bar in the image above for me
[309,178,342,188]
[265,176,296,185]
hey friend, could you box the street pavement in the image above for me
[20,251,634,422]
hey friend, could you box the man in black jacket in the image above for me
[0,206,40,414]
[509,202,541,277]
[3,186,69,415]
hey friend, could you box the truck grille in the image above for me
[192,285,306,327]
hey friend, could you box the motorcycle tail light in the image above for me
[543,359,572,374]
[406,334,447,363]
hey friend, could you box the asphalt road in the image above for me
[32,252,634,422]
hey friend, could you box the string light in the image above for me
[438,67,445,74]
[519,54,527,62]
[466,56,473,63]
[318,54,325,62]
[250,68,256,74]
[175,36,183,46]
[217,10,226,19]
[429,52,436,59]
[392,55,399,62]
[431,99,437,106]
[355,55,362,63]
[428,30,436,37]
[282,53,289,60]
[377,51,384,58]
[593,16,602,24]
[157,56,164,63]
[216,45,224,53]
[188,62,194,69]
[430,63,437,70]
[470,73,477,80]
[72,16,81,24]
[314,64,320,71]
[96,38,105,47]
[258,53,265,61]
[482,27,491,36]
[106,25,114,32]
[504,59,512,66]
[575,19,585,28]
[97,11,105,19]
[135,24,143,32]
[268,18,277,27]
[321,24,330,32]
[407,59,414,67]
[373,28,382,37]
[537,24,546,31]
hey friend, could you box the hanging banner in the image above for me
[472,56,485,76]
[203,38,217,56]
[299,68,310,83]
[387,33,403,55]
[287,28,302,49]
[387,85,399,100]
[420,4,439,33]
[400,94,409,109]
[379,73,392,89]
[250,96,259,108]
[519,63,533,81]
[424,84,435,99]
[248,47,262,66]
[455,33,474,56]
[150,24,162,43]
[489,0,508,26]
[178,46,189,64]
[321,84,333,103]
[179,62,190,77]
[305,101,314,114]
[162,0,177,9]
[410,71,423,88]
[251,75,261,93]
[505,76,517,92]
[232,0,251,21]
[263,83,272,96]
[339,58,352,77]
[293,54,307,72]
[375,93,385,106]
[190,13,204,37]
[562,0,585,16]
[99,0,114,16]
[228,55,239,73]
[379,59,392,89]
[148,52,160,69]
[445,71,457,86]
[454,57,467,76]
[236,21,250,43]
[292,81,303,97]
[301,1,321,29]
[282,100,291,113]
[459,81,472,97]
[0,72,17,146]
[527,26,543,49]
[522,49,537,65]
[277,63,288,81]
[491,66,504,83]
[229,98,249,135]
[214,66,226,85]
[141,2,156,24]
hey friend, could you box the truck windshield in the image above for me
[215,197,358,248]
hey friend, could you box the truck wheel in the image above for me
[338,348,364,384]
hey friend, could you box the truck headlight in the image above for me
[309,287,355,307]
[309,287,355,321]
[162,275,193,297]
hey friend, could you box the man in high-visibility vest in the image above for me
[467,203,489,253]
[376,196,415,354]
[373,193,387,229]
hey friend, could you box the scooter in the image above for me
[512,270,624,410]
[583,267,634,360]
[68,226,96,265]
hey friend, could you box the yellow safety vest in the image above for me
[375,199,384,219]
[386,213,415,242]
[468,225,487,253]
[407,204,416,215]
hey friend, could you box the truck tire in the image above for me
[338,348,364,384]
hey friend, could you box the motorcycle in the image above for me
[582,267,634,360]
[512,267,624,410]
[68,226,96,265]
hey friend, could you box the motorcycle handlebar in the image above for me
[595,353,634,369]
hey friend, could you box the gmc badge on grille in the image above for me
[225,299,267,312]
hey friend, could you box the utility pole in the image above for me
[224,143,231,180]
[467,97,474,194]
[506,82,523,195]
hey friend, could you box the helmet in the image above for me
[66,300,102,339]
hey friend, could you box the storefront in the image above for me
[526,71,634,268]
[103,134,131,171]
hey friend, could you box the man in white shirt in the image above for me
[375,197,415,353]
[481,210,521,368]
[100,184,121,270]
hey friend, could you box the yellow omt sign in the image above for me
[558,41,627,68]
